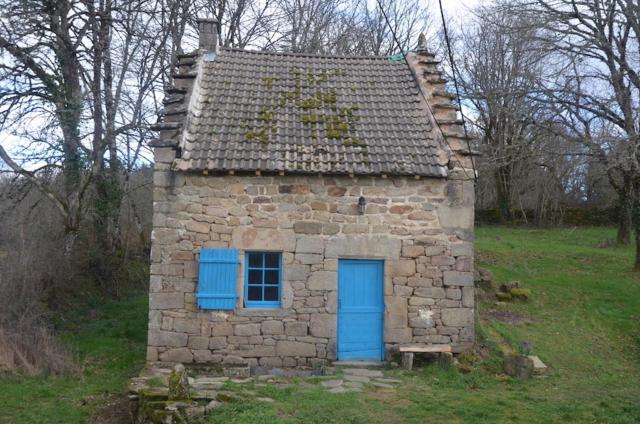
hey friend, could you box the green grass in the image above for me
[2,227,640,423]
[0,295,148,424]
[207,226,640,424]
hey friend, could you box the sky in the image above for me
[440,0,482,23]
[438,0,480,20]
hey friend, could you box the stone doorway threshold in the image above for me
[333,361,386,367]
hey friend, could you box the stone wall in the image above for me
[147,171,475,367]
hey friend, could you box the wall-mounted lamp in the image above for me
[358,196,366,215]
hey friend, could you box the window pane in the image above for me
[248,253,262,268]
[264,270,279,285]
[264,253,279,268]
[264,286,279,301]
[248,286,262,301]
[248,269,263,285]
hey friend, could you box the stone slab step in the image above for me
[342,368,384,378]
[333,361,385,367]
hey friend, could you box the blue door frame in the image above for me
[337,259,384,361]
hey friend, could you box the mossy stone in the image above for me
[510,288,531,301]
[168,364,190,401]
[496,292,512,301]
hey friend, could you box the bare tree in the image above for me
[518,0,640,266]
[0,0,184,251]
[457,3,550,223]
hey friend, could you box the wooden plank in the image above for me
[399,345,452,353]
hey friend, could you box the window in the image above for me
[244,252,281,308]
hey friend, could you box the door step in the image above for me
[332,361,386,368]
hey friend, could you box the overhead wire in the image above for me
[437,0,478,183]
[374,0,477,183]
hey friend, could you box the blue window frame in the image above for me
[244,252,281,308]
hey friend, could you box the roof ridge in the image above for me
[220,46,393,61]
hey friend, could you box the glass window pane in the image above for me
[248,269,263,285]
[264,253,279,268]
[264,270,279,285]
[248,286,262,301]
[248,253,262,268]
[264,286,279,301]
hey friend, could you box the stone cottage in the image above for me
[147,19,476,368]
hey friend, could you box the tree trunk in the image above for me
[618,195,632,245]
[495,166,513,223]
[633,182,640,271]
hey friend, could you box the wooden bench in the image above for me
[399,345,452,370]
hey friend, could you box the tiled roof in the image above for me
[174,48,449,177]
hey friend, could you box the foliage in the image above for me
[476,207,620,227]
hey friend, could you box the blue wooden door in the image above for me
[337,259,384,361]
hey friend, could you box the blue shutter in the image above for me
[197,248,239,310]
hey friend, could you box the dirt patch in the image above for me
[483,310,533,325]
[93,393,130,424]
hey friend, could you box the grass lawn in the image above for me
[0,296,148,423]
[1,226,639,423]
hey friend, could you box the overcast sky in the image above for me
[437,0,479,21]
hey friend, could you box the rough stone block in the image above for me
[285,321,308,336]
[293,221,323,234]
[283,264,310,281]
[188,336,210,350]
[234,323,261,336]
[231,227,295,251]
[409,315,434,329]
[307,271,336,290]
[296,236,325,254]
[451,243,473,257]
[413,287,445,298]
[154,171,173,188]
[276,340,316,357]
[423,245,446,256]
[443,271,474,286]
[462,287,474,307]
[327,186,347,196]
[186,221,210,234]
[409,297,434,306]
[259,357,283,367]
[402,245,424,258]
[296,253,323,264]
[211,322,234,336]
[261,320,284,335]
[193,350,220,363]
[441,308,474,327]
[407,277,433,287]
[384,297,408,329]
[237,346,277,357]
[325,236,401,259]
[154,147,176,163]
[384,328,412,343]
[148,330,189,348]
[326,291,337,313]
[159,348,193,363]
[393,285,414,297]
[149,292,184,310]
[322,223,340,235]
[309,314,336,338]
[209,336,227,350]
[173,318,200,334]
[432,255,456,266]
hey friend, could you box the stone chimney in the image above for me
[197,18,220,52]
